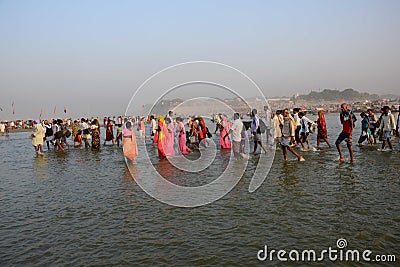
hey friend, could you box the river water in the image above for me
[0,115,399,266]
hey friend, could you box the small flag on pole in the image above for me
[54,106,56,115]
[12,101,15,115]
[40,109,42,119]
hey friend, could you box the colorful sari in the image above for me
[317,117,328,139]
[165,122,175,156]
[157,117,168,158]
[91,126,101,150]
[122,128,138,161]
[220,116,232,149]
[177,121,191,154]
[105,123,114,141]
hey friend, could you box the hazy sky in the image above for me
[0,0,399,119]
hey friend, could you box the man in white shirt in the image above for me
[150,115,157,137]
[292,108,301,144]
[396,106,400,139]
[264,105,272,146]
[378,106,396,151]
[229,113,244,160]
[0,122,5,135]
[79,118,90,148]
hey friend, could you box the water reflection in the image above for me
[33,155,48,180]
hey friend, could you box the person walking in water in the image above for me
[43,120,53,150]
[228,113,244,160]
[91,119,101,151]
[335,103,354,163]
[396,106,400,139]
[279,109,305,161]
[104,119,115,145]
[298,112,315,151]
[31,120,45,156]
[250,109,267,155]
[357,112,373,146]
[316,110,332,148]
[367,108,378,144]
[377,106,396,152]
[122,121,138,161]
[176,117,191,154]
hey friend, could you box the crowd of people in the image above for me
[26,104,399,163]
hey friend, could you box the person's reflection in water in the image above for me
[280,162,300,186]
[33,156,48,179]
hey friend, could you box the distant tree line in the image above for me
[293,88,380,102]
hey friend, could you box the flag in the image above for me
[64,106,67,114]
[39,109,42,119]
[54,106,56,115]
[12,101,15,115]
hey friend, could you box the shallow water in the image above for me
[0,115,399,266]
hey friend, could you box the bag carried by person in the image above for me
[54,131,63,139]
[63,129,71,138]
[258,119,266,134]
[190,134,198,144]
[206,127,212,138]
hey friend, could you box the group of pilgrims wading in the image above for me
[28,103,399,163]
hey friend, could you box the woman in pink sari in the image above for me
[220,115,232,149]
[122,121,138,161]
[164,117,175,156]
[176,117,191,154]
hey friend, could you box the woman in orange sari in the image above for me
[316,110,332,148]
[157,116,168,158]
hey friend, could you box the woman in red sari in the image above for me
[104,120,115,145]
[316,110,332,148]
[198,117,209,147]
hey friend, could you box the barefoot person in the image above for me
[316,110,332,148]
[228,113,244,160]
[298,112,315,151]
[176,117,191,154]
[357,112,373,146]
[104,120,115,145]
[335,103,354,163]
[122,121,138,161]
[31,120,45,156]
[377,106,396,152]
[250,109,267,155]
[279,109,304,161]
